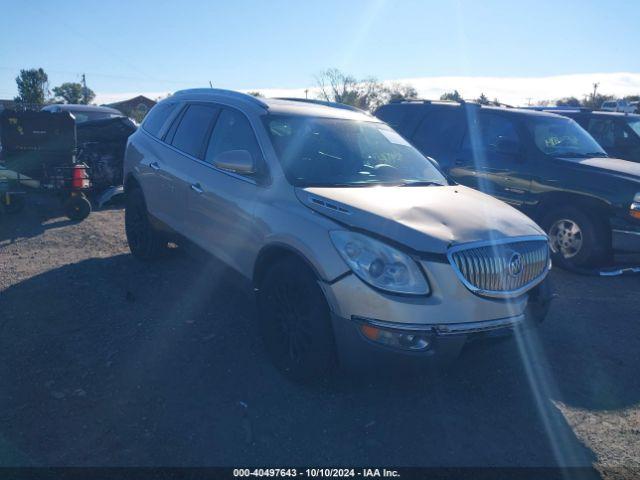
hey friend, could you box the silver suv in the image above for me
[124,89,552,379]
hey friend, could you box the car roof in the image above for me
[42,104,122,114]
[171,89,379,122]
[378,100,565,119]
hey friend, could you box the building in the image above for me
[104,95,157,122]
[0,99,17,111]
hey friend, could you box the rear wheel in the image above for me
[125,187,167,261]
[64,194,92,221]
[257,257,337,381]
[540,206,611,269]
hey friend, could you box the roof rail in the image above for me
[526,106,592,112]
[389,98,467,105]
[173,88,269,109]
[275,97,370,114]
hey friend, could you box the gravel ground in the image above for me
[0,194,639,477]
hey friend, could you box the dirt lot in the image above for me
[1,195,639,476]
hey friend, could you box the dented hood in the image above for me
[295,185,545,254]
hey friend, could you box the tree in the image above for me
[14,68,49,107]
[385,82,418,102]
[556,96,580,107]
[315,69,419,111]
[52,82,95,104]
[476,93,490,105]
[247,91,263,97]
[582,92,614,109]
[440,90,462,102]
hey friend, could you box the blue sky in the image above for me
[1,0,639,104]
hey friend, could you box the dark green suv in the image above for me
[375,100,640,269]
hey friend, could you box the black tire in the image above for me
[64,194,92,221]
[540,206,611,269]
[125,187,167,261]
[257,257,337,381]
[3,194,26,214]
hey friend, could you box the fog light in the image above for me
[359,324,431,351]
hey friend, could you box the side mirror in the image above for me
[212,149,255,174]
[494,138,521,157]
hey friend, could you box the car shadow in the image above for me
[1,248,631,472]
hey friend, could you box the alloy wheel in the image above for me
[549,218,583,259]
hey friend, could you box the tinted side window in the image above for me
[205,109,262,170]
[142,102,178,137]
[375,105,425,138]
[587,118,615,148]
[171,104,218,158]
[411,107,465,161]
[463,113,520,151]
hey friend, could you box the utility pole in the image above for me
[305,89,308,99]
[81,73,88,104]
[592,82,599,101]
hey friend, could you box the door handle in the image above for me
[190,183,204,194]
[149,161,161,171]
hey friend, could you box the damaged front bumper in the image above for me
[324,271,553,372]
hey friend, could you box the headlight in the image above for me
[631,192,640,220]
[330,230,430,295]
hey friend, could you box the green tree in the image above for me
[247,91,263,97]
[52,82,95,104]
[14,68,49,107]
[440,90,462,102]
[556,96,580,107]
[476,93,490,105]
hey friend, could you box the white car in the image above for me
[601,100,637,113]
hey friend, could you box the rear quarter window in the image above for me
[142,102,178,137]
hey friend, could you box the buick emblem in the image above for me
[507,252,523,277]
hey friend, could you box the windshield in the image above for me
[69,111,122,123]
[527,116,607,157]
[263,114,448,187]
[626,118,640,137]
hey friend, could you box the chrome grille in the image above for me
[448,237,550,297]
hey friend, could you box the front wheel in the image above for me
[540,206,611,269]
[257,257,337,381]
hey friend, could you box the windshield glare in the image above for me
[263,115,448,187]
[528,116,606,157]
